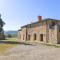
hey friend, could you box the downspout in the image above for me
[26,26,27,40]
[46,20,49,43]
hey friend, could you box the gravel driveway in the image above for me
[0,44,60,60]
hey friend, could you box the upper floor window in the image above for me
[49,22,55,29]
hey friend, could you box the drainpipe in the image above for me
[26,26,27,40]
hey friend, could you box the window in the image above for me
[49,22,55,29]
[28,35,30,40]
[40,34,43,41]
[51,22,55,26]
[34,33,37,40]
[58,25,60,32]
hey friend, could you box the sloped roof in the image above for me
[21,18,60,28]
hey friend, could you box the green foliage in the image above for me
[5,34,17,38]
[11,34,17,37]
[7,34,12,38]
[0,19,5,27]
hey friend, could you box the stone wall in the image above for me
[57,22,60,44]
[26,22,47,43]
[49,27,57,44]
[18,20,60,44]
[46,20,58,44]
[18,27,27,42]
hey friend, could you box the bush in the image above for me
[7,34,12,38]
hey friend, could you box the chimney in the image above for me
[38,16,42,22]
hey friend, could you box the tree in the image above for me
[7,34,12,38]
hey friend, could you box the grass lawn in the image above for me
[5,38,18,42]
[0,38,19,55]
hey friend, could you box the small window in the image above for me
[34,33,37,40]
[59,26,60,32]
[40,34,43,41]
[59,29,60,32]
[49,22,55,29]
[58,25,60,32]
[51,22,55,26]
[28,35,30,40]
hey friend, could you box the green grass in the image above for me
[0,38,19,55]
[6,38,18,42]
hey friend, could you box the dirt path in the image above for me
[0,44,60,60]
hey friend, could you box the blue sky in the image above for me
[0,0,60,31]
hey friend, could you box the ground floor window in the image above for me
[28,35,30,40]
[34,33,37,40]
[40,34,43,41]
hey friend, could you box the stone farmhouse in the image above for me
[18,16,60,44]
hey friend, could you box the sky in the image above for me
[0,0,60,31]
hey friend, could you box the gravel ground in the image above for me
[0,44,60,60]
